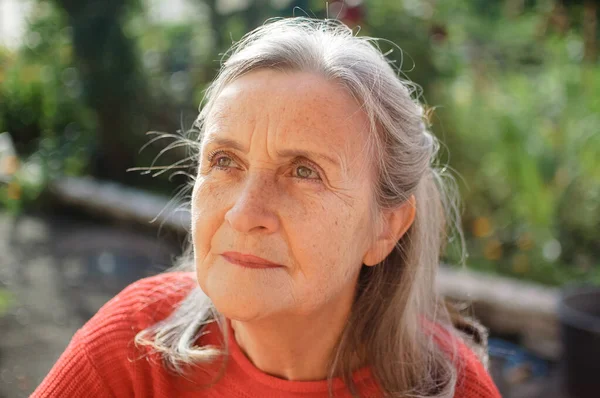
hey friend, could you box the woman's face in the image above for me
[191,70,379,321]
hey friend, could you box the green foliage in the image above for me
[0,288,13,317]
[426,3,600,285]
[318,0,600,285]
[1,0,598,285]
[0,2,95,149]
[0,2,94,214]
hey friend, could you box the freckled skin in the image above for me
[191,70,377,322]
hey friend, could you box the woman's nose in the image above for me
[224,175,280,234]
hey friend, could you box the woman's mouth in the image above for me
[221,252,283,269]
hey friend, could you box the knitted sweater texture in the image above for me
[33,272,501,397]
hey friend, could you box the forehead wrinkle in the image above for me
[250,102,272,163]
[275,108,354,178]
[208,71,370,183]
[204,80,258,136]
[205,97,236,128]
[203,135,248,154]
[203,99,258,154]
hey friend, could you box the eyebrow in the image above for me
[204,136,341,168]
[276,148,340,168]
[204,137,246,153]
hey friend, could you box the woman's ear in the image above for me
[363,195,416,266]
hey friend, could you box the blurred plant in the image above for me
[430,4,600,285]
[0,129,90,214]
[2,0,598,286]
[0,1,95,156]
[0,2,94,213]
[0,287,13,318]
[48,0,151,183]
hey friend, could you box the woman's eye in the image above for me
[294,165,320,180]
[208,151,239,170]
[215,156,233,168]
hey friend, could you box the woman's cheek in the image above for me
[192,181,226,250]
[194,178,234,212]
[286,196,343,261]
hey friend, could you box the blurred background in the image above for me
[0,0,598,397]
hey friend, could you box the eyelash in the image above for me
[207,150,235,170]
[207,149,226,162]
[206,150,322,182]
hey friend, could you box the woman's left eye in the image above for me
[293,164,320,180]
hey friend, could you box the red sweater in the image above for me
[33,272,501,397]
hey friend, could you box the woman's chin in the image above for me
[209,294,270,322]
[198,262,293,320]
[203,280,284,321]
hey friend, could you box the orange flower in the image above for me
[7,182,22,200]
[484,239,503,261]
[517,233,534,251]
[472,217,492,238]
[512,254,529,274]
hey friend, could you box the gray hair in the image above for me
[136,17,471,398]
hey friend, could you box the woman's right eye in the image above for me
[207,150,239,171]
[215,155,233,168]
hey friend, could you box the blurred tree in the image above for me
[2,0,598,284]
[364,0,438,95]
[0,1,95,192]
[552,0,598,62]
[581,0,598,62]
[50,0,149,183]
[204,0,225,50]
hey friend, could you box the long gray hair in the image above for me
[136,17,474,398]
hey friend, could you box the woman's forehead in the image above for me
[204,70,371,160]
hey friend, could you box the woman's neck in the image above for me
[229,293,356,381]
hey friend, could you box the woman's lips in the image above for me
[221,252,283,269]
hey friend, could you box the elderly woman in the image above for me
[34,18,500,398]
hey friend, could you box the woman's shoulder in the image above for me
[83,271,197,342]
[421,316,500,397]
[452,334,501,397]
[76,271,197,355]
[32,272,198,397]
[106,271,197,320]
[431,321,501,398]
[76,270,198,368]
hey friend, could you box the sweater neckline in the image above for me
[222,319,374,393]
